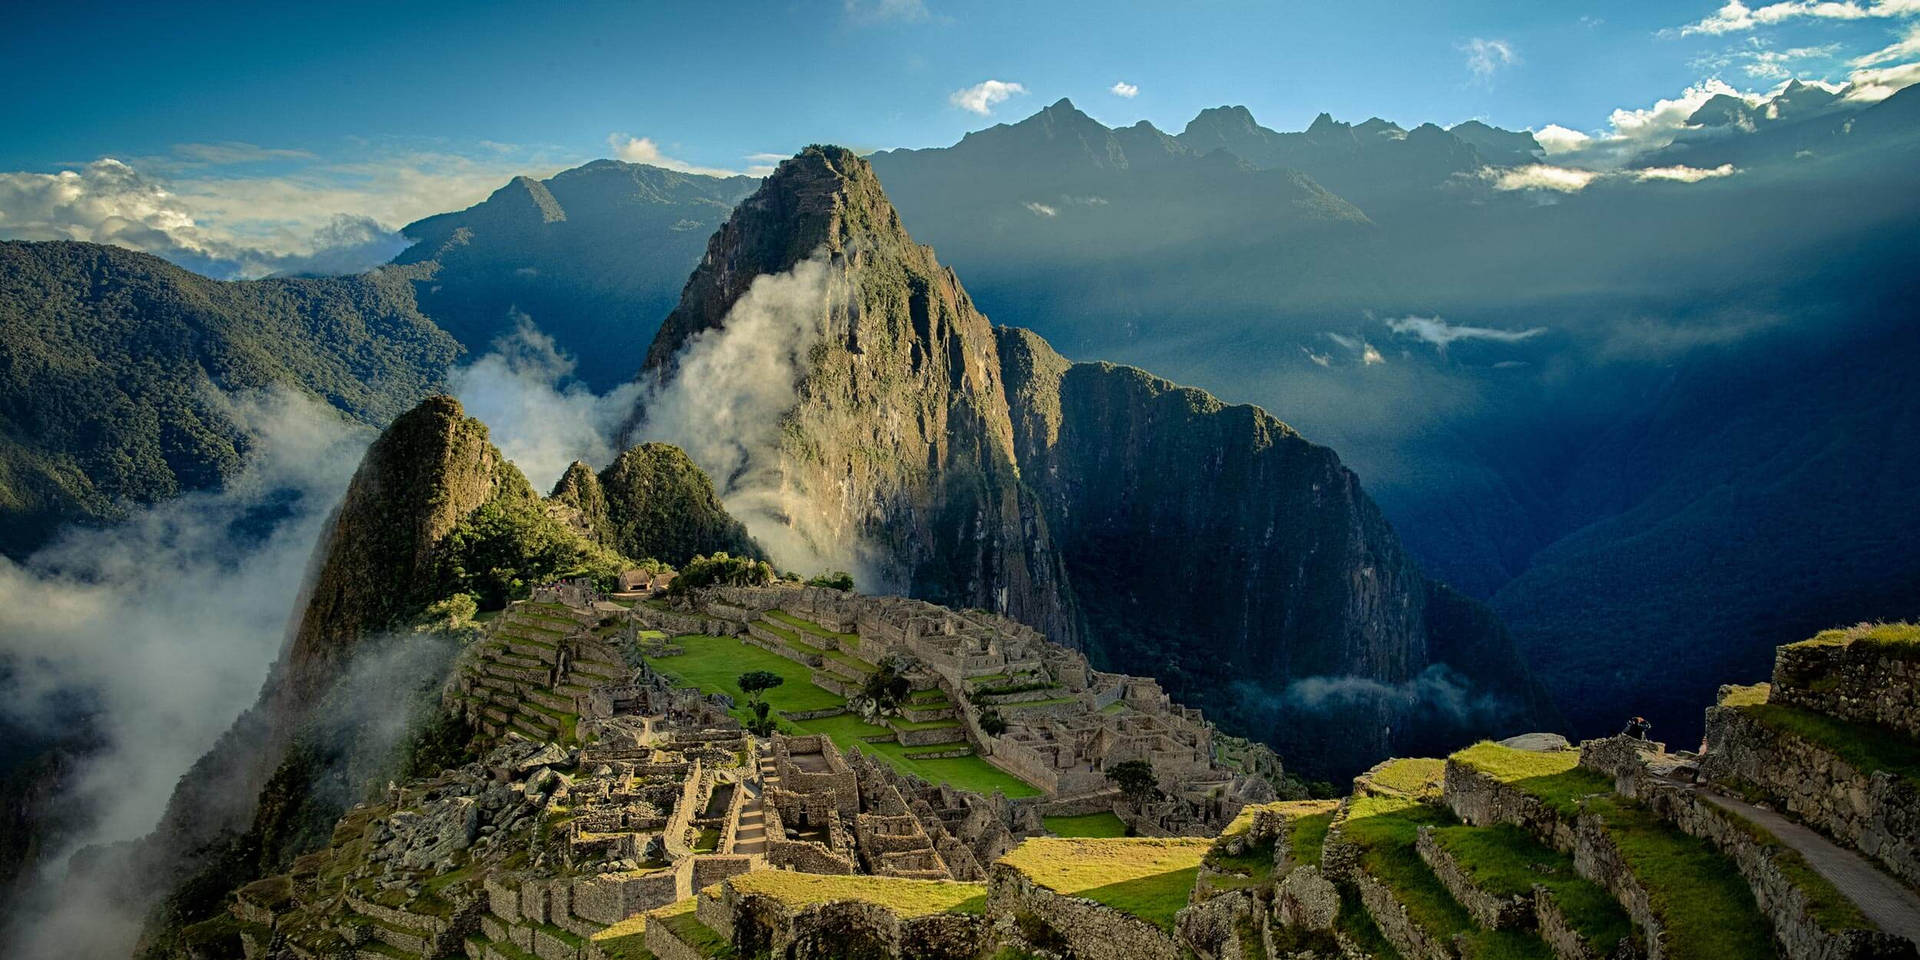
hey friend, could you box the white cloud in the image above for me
[1533,124,1594,154]
[605,134,753,178]
[949,79,1028,115]
[448,316,644,492]
[1110,81,1139,98]
[1325,332,1387,365]
[1023,201,1057,217]
[1846,57,1920,97]
[1486,161,1738,192]
[1634,162,1738,181]
[1679,0,1920,35]
[1301,347,1333,368]
[0,389,368,958]
[1491,163,1603,192]
[843,0,929,23]
[1462,38,1518,81]
[1530,80,1764,169]
[1740,42,1842,78]
[0,140,585,280]
[1854,22,1920,63]
[635,253,875,584]
[1386,316,1548,352]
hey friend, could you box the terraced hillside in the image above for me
[178,593,1920,960]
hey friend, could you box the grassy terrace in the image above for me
[1364,757,1447,799]
[998,837,1211,933]
[1448,743,1613,817]
[1044,812,1130,838]
[1339,796,1552,960]
[1430,824,1632,954]
[650,634,1040,797]
[766,610,859,645]
[721,871,987,915]
[1735,700,1920,787]
[1451,743,1774,960]
[1290,809,1335,868]
[1788,621,1920,655]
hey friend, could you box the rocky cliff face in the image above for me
[639,147,1554,775]
[639,145,1078,640]
[995,329,1554,771]
[549,442,763,566]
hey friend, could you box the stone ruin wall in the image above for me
[985,861,1186,960]
[1772,641,1920,740]
[1701,705,1920,888]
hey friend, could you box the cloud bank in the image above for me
[0,390,368,954]
[632,254,872,582]
[1387,316,1548,351]
[448,317,644,492]
[1680,0,1920,36]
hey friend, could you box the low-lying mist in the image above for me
[0,389,371,953]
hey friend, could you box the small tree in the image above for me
[807,570,855,592]
[978,709,1008,737]
[737,670,786,702]
[1106,760,1162,809]
[737,670,785,737]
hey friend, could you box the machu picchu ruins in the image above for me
[214,570,1920,960]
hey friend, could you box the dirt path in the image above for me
[1698,789,1920,945]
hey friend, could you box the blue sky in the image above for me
[3,0,1917,275]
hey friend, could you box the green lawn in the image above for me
[1289,809,1334,868]
[1045,812,1130,838]
[999,838,1211,932]
[1364,757,1447,799]
[1584,796,1774,960]
[1338,797,1554,960]
[1449,742,1614,817]
[651,634,1040,797]
[1430,824,1631,954]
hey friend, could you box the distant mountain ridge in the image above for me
[395,159,758,389]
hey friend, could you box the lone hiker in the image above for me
[1621,716,1652,740]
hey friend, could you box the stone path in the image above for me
[1698,788,1920,945]
[730,751,779,857]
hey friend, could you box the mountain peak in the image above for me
[1307,111,1341,133]
[643,145,902,370]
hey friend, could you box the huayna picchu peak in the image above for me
[635,145,1554,776]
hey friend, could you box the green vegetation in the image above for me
[1583,795,1774,960]
[805,570,855,591]
[0,241,462,556]
[1430,824,1631,953]
[1289,809,1334,868]
[1205,835,1277,891]
[1449,742,1613,816]
[439,483,632,607]
[584,443,764,566]
[649,634,1039,796]
[1043,812,1130,838]
[1737,701,1920,786]
[1364,757,1446,799]
[1338,797,1555,960]
[1789,621,1920,655]
[766,610,857,645]
[692,827,720,853]
[723,871,987,915]
[657,909,734,958]
[1718,684,1770,707]
[1335,887,1404,960]
[671,552,775,592]
[998,837,1212,933]
[1106,759,1162,808]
